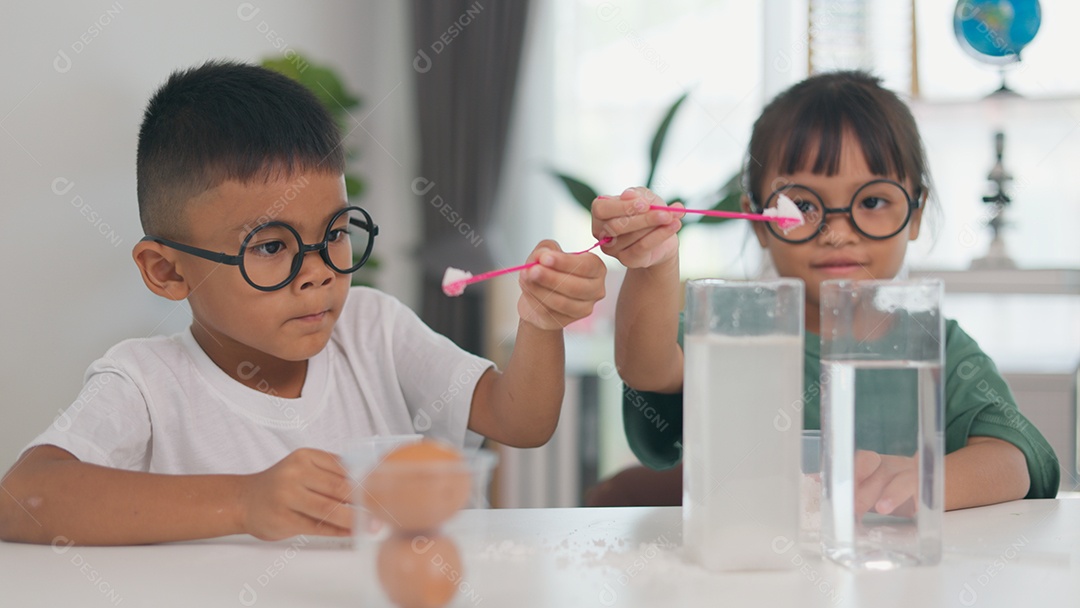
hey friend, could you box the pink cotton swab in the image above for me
[648,193,805,232]
[442,237,612,297]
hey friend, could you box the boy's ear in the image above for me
[741,195,769,247]
[132,240,191,301]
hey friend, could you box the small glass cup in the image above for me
[345,436,498,545]
[343,434,423,543]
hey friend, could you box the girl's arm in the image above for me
[593,188,685,393]
[614,256,684,392]
[945,436,1031,510]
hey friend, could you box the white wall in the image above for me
[0,1,421,470]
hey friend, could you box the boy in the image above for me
[0,61,606,545]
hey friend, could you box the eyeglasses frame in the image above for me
[755,178,922,244]
[140,205,379,292]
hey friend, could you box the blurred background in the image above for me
[1,0,1077,505]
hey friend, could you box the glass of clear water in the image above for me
[819,279,945,569]
[683,278,804,571]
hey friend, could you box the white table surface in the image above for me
[1,500,1077,608]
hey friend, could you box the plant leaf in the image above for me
[550,171,599,213]
[345,175,365,198]
[262,56,361,113]
[645,92,689,189]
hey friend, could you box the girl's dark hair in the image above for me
[136,60,345,237]
[745,71,929,209]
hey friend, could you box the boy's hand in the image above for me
[239,448,355,540]
[853,449,919,518]
[518,239,606,331]
[591,187,684,269]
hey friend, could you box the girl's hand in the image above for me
[518,240,606,331]
[591,187,684,270]
[853,449,919,518]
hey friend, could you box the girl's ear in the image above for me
[908,189,928,241]
[742,195,769,247]
[132,240,192,301]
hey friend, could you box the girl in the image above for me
[589,71,1059,510]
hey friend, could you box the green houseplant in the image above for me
[551,92,742,225]
[262,54,379,287]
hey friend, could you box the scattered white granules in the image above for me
[474,540,537,562]
[441,267,473,297]
[763,193,805,233]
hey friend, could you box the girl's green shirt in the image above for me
[623,319,1061,498]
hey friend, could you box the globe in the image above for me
[953,0,1041,65]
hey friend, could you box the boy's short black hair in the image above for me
[136,60,345,238]
[745,70,929,208]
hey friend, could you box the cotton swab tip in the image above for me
[441,267,473,297]
[763,193,805,234]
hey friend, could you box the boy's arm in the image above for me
[0,445,354,545]
[944,436,1031,510]
[467,241,605,448]
[593,188,684,393]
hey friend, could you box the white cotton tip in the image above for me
[441,267,473,297]
[764,193,804,234]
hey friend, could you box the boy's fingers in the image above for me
[520,275,599,315]
[533,250,606,278]
[517,292,581,329]
[521,289,592,323]
[299,513,353,537]
[298,448,350,478]
[304,468,355,504]
[296,492,354,531]
[522,265,605,302]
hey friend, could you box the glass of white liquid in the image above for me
[682,278,804,571]
[820,279,945,570]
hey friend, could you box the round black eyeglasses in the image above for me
[754,179,921,244]
[141,206,378,291]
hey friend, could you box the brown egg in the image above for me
[377,533,463,608]
[361,439,471,532]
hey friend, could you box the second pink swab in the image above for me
[442,237,612,297]
[648,193,805,232]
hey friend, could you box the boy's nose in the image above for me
[296,249,335,290]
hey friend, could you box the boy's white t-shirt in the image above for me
[26,287,494,475]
